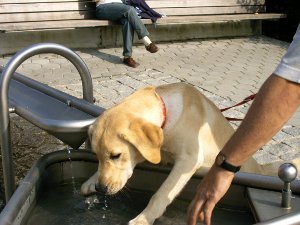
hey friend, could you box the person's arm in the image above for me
[223,74,300,165]
[187,74,300,225]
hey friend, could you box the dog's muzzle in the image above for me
[95,183,108,195]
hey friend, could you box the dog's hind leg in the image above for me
[128,159,201,225]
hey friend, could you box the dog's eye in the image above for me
[110,153,121,160]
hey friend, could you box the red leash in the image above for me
[220,94,256,121]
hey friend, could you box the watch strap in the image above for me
[216,152,241,173]
[220,160,241,173]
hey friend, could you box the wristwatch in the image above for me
[215,152,241,173]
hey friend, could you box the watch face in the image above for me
[216,153,225,166]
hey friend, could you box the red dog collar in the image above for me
[159,95,167,128]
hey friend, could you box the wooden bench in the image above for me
[0,0,286,32]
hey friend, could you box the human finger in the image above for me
[203,200,216,225]
[187,196,205,225]
[198,210,205,223]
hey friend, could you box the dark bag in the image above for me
[126,0,162,23]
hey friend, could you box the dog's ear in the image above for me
[120,118,163,164]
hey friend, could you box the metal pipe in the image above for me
[0,43,94,201]
[7,69,102,117]
[254,211,300,225]
[136,164,300,194]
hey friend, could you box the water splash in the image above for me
[84,194,109,209]
[103,195,108,209]
[84,195,100,210]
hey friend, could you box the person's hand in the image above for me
[186,164,235,225]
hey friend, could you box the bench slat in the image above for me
[0,11,95,23]
[0,0,82,2]
[0,0,265,6]
[148,0,266,8]
[0,2,95,13]
[154,13,286,25]
[1,1,265,15]
[0,20,111,32]
[156,6,265,16]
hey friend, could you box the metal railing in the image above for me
[0,43,94,201]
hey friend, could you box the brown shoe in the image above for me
[145,43,159,53]
[123,57,139,68]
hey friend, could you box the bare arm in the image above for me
[224,74,300,165]
[187,74,300,225]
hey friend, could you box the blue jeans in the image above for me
[96,3,149,57]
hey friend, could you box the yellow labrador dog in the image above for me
[80,83,297,225]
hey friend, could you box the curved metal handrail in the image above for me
[0,43,94,201]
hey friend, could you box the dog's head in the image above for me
[89,110,164,195]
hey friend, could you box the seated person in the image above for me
[95,0,159,68]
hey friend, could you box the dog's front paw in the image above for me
[128,214,152,225]
[80,180,96,195]
[80,172,98,195]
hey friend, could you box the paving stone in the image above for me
[283,127,300,137]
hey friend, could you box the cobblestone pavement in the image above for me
[0,36,300,199]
